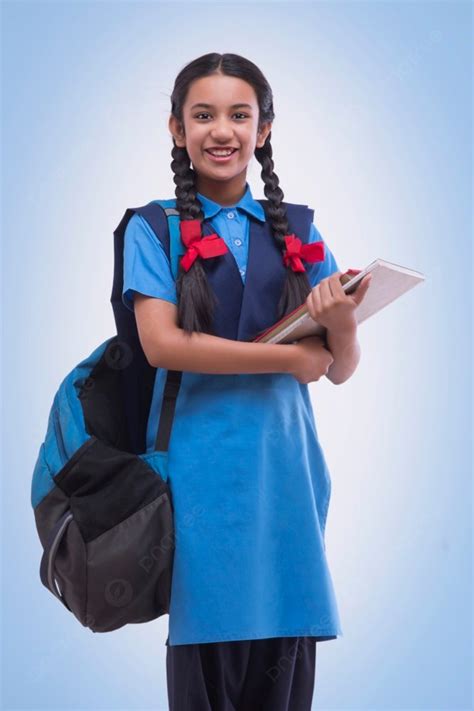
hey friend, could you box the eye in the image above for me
[194,112,249,120]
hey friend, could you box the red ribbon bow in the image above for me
[282,234,325,272]
[179,219,229,272]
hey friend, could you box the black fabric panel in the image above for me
[34,483,70,550]
[53,517,88,624]
[53,436,171,542]
[78,337,131,451]
[86,493,174,632]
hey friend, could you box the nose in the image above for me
[209,117,235,141]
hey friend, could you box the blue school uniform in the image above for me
[122,182,343,646]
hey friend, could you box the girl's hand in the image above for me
[306,272,372,335]
[289,335,334,384]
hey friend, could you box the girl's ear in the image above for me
[256,122,272,148]
[169,115,186,148]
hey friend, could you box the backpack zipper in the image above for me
[47,510,73,604]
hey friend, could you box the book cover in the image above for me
[253,259,426,344]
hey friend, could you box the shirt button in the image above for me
[227,211,235,219]
[239,268,245,276]
[234,238,242,247]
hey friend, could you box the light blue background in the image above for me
[2,1,471,710]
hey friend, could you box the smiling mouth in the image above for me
[204,148,239,162]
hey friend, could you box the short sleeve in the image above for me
[305,223,341,288]
[122,212,178,312]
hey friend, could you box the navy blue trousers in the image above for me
[166,636,319,711]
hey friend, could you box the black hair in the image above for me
[169,52,312,337]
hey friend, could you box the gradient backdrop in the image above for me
[2,1,472,709]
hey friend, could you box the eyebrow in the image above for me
[190,103,253,110]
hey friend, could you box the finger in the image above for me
[306,289,317,320]
[330,271,347,300]
[327,271,346,302]
[351,275,372,305]
[355,274,371,291]
[319,277,333,309]
[313,283,322,316]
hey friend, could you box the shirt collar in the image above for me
[196,182,266,223]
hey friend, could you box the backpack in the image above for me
[31,200,183,633]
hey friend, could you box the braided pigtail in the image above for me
[170,140,218,337]
[254,135,313,321]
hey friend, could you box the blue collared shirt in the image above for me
[122,182,339,311]
[195,182,265,283]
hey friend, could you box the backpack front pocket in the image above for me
[39,435,174,632]
[85,492,173,632]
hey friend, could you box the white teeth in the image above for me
[208,149,234,156]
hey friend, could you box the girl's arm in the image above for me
[305,271,372,385]
[134,293,300,375]
[325,324,361,385]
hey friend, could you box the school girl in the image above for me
[121,52,371,711]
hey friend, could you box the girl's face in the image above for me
[169,74,272,204]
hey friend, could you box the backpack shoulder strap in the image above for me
[111,199,184,455]
[137,199,183,281]
[134,199,183,454]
